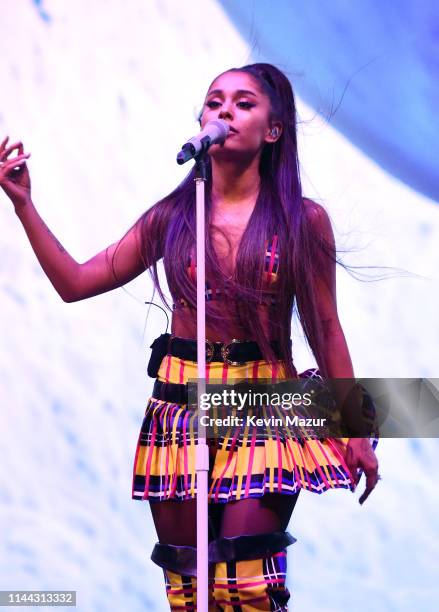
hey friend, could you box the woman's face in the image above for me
[200,70,280,160]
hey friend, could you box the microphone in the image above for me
[176,119,230,165]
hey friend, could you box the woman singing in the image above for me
[1,63,379,610]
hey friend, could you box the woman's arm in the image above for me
[303,199,354,378]
[304,200,361,423]
[1,136,153,303]
[15,201,147,302]
[304,198,380,505]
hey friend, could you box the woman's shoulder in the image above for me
[302,197,332,226]
[302,197,327,220]
[301,197,334,244]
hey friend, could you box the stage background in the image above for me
[0,1,438,610]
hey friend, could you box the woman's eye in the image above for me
[237,101,254,109]
[205,100,255,110]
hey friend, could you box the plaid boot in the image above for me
[208,531,297,611]
[150,542,216,610]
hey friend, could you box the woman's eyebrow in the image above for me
[206,89,257,98]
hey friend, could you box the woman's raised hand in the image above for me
[0,136,32,209]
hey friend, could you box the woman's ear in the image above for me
[265,122,283,143]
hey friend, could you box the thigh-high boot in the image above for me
[151,542,217,610]
[208,531,297,611]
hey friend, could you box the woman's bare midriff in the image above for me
[170,302,275,342]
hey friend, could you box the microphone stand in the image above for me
[194,152,209,611]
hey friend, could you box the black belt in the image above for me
[147,333,286,379]
[168,335,283,365]
[152,380,189,404]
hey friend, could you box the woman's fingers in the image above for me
[0,154,29,167]
[3,152,29,163]
[345,444,358,489]
[0,136,9,153]
[0,141,24,162]
[0,153,30,173]
[356,442,379,504]
[10,159,29,171]
[359,464,380,505]
[346,438,380,503]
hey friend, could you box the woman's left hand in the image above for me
[345,438,380,505]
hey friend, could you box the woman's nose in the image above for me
[218,106,233,120]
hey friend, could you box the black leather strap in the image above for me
[151,542,197,577]
[150,532,297,574]
[208,530,297,563]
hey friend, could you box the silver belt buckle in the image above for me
[205,339,215,363]
[221,338,246,366]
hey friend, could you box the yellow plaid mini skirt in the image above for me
[132,355,378,503]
